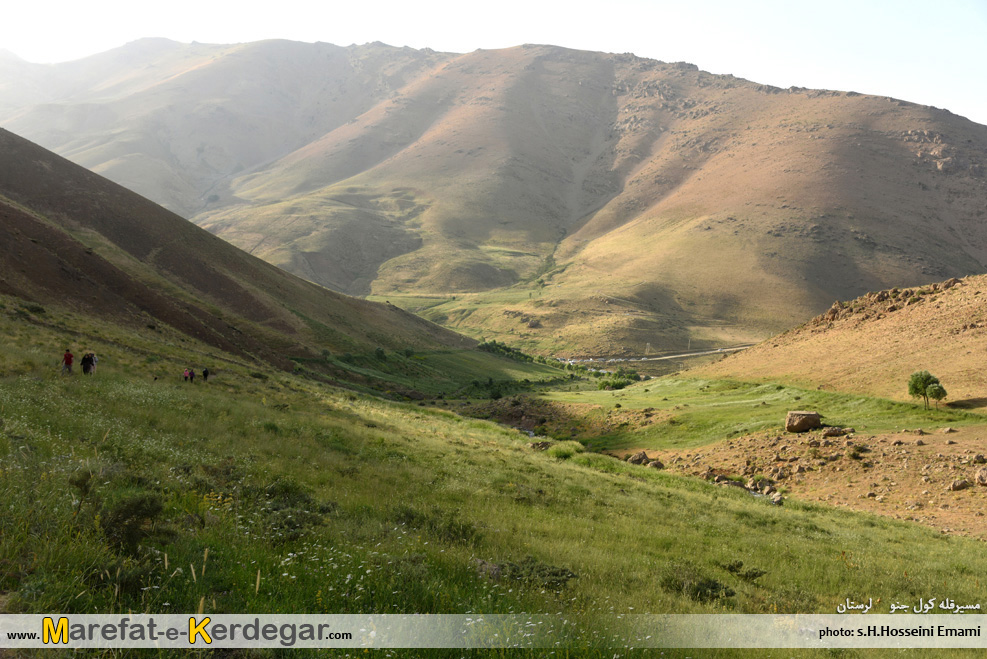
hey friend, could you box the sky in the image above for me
[3,0,986,125]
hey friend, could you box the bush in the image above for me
[546,441,585,460]
[99,490,169,555]
[659,562,735,603]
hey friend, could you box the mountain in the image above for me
[693,275,987,408]
[4,40,987,355]
[0,126,473,382]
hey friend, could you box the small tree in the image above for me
[908,371,940,409]
[926,383,947,410]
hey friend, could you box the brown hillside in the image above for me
[0,127,470,369]
[4,41,987,354]
[693,275,987,408]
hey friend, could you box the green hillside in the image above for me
[4,295,987,657]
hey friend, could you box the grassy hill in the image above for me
[6,293,987,657]
[694,275,987,407]
[0,127,571,397]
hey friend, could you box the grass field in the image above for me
[535,377,983,451]
[3,298,987,657]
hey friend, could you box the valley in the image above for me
[3,38,987,656]
[4,40,987,356]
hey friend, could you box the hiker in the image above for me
[188,368,196,384]
[81,353,93,375]
[202,367,210,382]
[183,368,190,382]
[90,352,98,374]
[61,349,74,375]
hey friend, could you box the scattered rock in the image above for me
[646,460,665,470]
[786,411,822,433]
[974,455,987,465]
[915,439,926,446]
[976,468,987,487]
[626,451,650,465]
[946,439,957,445]
[940,427,957,434]
[771,492,784,505]
[949,479,972,492]
[528,441,552,451]
[823,427,850,437]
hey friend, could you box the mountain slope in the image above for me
[0,126,473,377]
[693,275,987,407]
[4,41,987,355]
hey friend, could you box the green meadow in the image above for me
[536,377,983,451]
[2,299,987,657]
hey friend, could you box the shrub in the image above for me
[99,490,169,555]
[393,506,480,545]
[546,441,585,460]
[659,562,735,603]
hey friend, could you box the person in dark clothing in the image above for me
[81,353,93,375]
[202,367,210,382]
[188,368,196,384]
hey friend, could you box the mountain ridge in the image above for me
[3,40,986,355]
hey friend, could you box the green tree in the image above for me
[908,371,940,409]
[926,383,947,410]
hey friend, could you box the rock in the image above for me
[891,440,904,446]
[646,460,665,470]
[626,451,650,465]
[475,559,503,581]
[528,441,552,451]
[771,492,784,505]
[949,479,972,492]
[786,411,822,433]
[940,427,957,434]
[974,455,987,465]
[947,439,957,445]
[915,439,925,446]
[822,427,847,437]
[976,468,987,486]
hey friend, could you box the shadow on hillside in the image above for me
[946,398,987,410]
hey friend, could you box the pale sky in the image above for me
[3,0,986,125]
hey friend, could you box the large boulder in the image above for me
[785,411,822,433]
[626,450,650,465]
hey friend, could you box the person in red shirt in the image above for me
[61,349,74,375]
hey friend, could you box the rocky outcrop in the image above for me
[626,451,651,465]
[786,411,822,433]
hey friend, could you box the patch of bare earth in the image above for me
[620,425,987,540]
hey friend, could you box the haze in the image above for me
[2,0,986,126]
